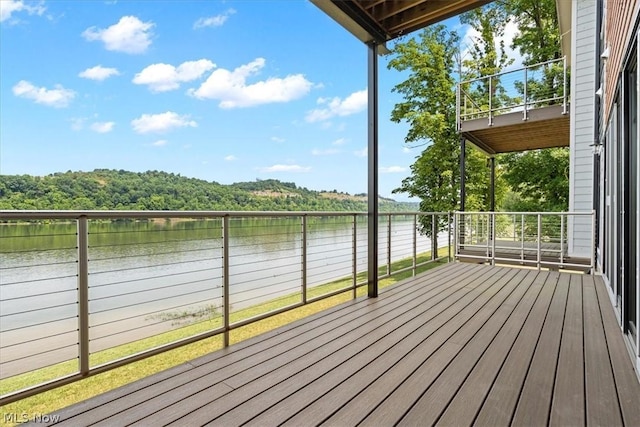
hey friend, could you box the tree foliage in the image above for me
[390,0,569,217]
[389,25,504,215]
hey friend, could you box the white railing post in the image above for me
[387,214,392,276]
[77,216,90,376]
[448,212,452,262]
[412,214,417,276]
[521,214,525,263]
[591,210,596,273]
[563,56,568,115]
[491,213,496,266]
[537,214,542,270]
[488,76,494,126]
[523,66,529,121]
[222,215,230,347]
[560,214,565,265]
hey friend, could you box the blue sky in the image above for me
[0,0,501,201]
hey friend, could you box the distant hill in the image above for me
[0,170,418,212]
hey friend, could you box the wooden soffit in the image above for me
[311,0,495,45]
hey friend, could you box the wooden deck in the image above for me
[40,263,640,426]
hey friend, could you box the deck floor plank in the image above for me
[37,263,640,427]
[478,272,568,427]
[593,276,640,427]
[396,269,545,426]
[186,266,501,426]
[249,267,516,426]
[583,274,624,426]
[436,271,558,426]
[358,269,532,426]
[549,273,585,426]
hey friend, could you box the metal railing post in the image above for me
[77,216,90,376]
[591,210,596,273]
[413,214,417,276]
[523,66,529,121]
[387,214,392,276]
[302,215,308,304]
[537,214,542,270]
[521,214,525,263]
[431,213,437,260]
[448,212,452,262]
[488,76,493,126]
[563,56,568,115]
[222,216,230,347]
[352,214,357,298]
[491,213,496,266]
[560,214,565,265]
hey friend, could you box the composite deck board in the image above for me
[38,263,640,427]
[436,271,558,426]
[583,275,624,426]
[550,273,585,426]
[594,276,640,427]
[479,272,569,426]
[249,267,518,426]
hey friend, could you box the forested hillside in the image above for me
[0,170,417,212]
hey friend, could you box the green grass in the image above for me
[0,250,449,424]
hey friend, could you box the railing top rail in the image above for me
[457,57,566,87]
[0,210,451,220]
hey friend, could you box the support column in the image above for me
[367,42,379,298]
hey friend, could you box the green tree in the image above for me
[500,148,569,211]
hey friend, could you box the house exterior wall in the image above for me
[603,0,639,123]
[568,0,597,257]
[599,0,640,380]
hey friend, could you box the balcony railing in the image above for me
[0,210,451,405]
[454,211,595,271]
[456,57,569,129]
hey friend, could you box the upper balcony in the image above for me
[457,57,570,155]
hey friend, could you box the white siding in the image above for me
[569,0,597,258]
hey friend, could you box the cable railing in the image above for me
[456,57,569,129]
[0,210,451,404]
[454,211,595,271]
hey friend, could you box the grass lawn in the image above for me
[0,250,449,425]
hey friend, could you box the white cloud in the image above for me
[354,147,367,157]
[90,121,115,133]
[188,58,313,108]
[224,155,237,161]
[259,164,311,173]
[152,139,168,147]
[133,59,215,92]
[402,147,412,153]
[305,89,367,123]
[70,117,86,131]
[12,80,75,108]
[311,148,339,156]
[380,166,407,173]
[82,16,154,54]
[79,65,120,81]
[131,111,197,134]
[271,136,285,143]
[332,138,348,146]
[193,8,236,29]
[1,0,45,23]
